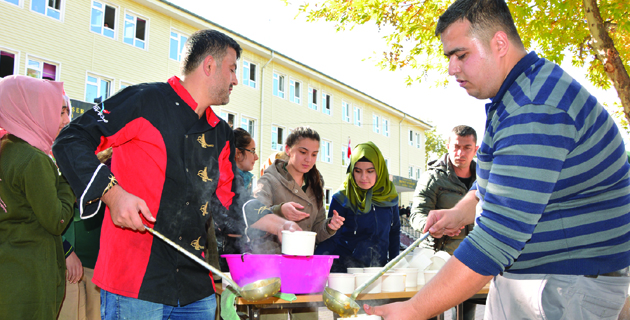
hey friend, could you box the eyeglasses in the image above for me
[238,147,256,155]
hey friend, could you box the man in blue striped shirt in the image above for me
[366,0,630,319]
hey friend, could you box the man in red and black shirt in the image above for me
[53,30,298,320]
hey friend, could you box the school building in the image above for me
[0,0,431,206]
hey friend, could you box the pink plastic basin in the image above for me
[222,254,281,287]
[280,255,338,294]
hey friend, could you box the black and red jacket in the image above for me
[53,76,248,306]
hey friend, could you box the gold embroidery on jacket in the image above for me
[197,134,214,148]
[200,202,209,216]
[197,167,212,182]
[191,237,204,251]
[102,175,118,197]
[257,206,269,215]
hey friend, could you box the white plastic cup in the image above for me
[355,272,382,294]
[394,268,419,288]
[327,273,356,294]
[409,254,432,271]
[347,267,364,274]
[221,272,232,290]
[363,267,383,273]
[281,230,316,256]
[424,270,438,283]
[427,256,447,270]
[381,272,406,292]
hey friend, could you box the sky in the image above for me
[169,0,623,142]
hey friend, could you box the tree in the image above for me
[424,127,448,168]
[295,0,630,124]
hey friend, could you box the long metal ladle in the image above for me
[144,225,281,301]
[323,232,431,317]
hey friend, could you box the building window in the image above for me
[240,117,255,138]
[353,106,362,127]
[321,140,332,163]
[90,1,116,39]
[341,145,348,166]
[169,31,187,62]
[0,50,17,78]
[416,168,421,180]
[85,74,111,104]
[26,58,58,80]
[31,0,62,20]
[289,79,301,104]
[409,130,414,146]
[219,111,236,128]
[385,158,390,171]
[373,114,380,134]
[308,87,318,111]
[242,61,256,89]
[342,101,350,123]
[3,0,20,6]
[383,118,390,137]
[271,126,285,151]
[325,188,332,206]
[273,73,285,98]
[124,13,147,49]
[322,93,331,115]
[409,166,413,179]
[416,133,421,148]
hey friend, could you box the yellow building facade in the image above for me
[0,0,430,206]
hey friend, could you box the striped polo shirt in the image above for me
[455,52,630,276]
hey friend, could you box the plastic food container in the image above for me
[363,267,383,273]
[353,314,382,320]
[347,267,364,274]
[222,254,281,287]
[281,230,317,256]
[327,273,355,294]
[280,255,338,294]
[424,270,439,283]
[381,272,406,292]
[355,272,382,294]
[221,272,231,290]
[394,268,419,288]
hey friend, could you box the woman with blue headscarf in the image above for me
[315,141,400,272]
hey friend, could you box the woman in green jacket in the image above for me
[0,75,75,319]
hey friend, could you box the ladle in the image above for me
[323,232,431,317]
[144,225,281,301]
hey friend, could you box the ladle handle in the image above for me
[143,225,242,291]
[351,232,431,300]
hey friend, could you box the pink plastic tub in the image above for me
[222,254,281,287]
[280,255,338,294]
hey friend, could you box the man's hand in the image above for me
[364,301,418,320]
[101,185,155,231]
[423,208,466,238]
[65,252,83,284]
[277,221,302,242]
[327,210,345,231]
[280,202,309,222]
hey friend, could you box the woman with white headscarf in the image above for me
[0,75,75,319]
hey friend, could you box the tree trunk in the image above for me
[582,0,630,124]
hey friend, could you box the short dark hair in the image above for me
[435,0,523,48]
[234,127,253,157]
[181,29,242,75]
[451,125,477,144]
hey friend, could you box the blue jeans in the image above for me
[101,290,216,320]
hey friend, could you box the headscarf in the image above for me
[0,75,64,154]
[336,141,399,214]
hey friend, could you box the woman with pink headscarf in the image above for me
[0,75,75,319]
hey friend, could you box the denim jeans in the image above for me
[101,290,216,320]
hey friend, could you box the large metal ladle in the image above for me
[144,225,281,301]
[323,232,431,317]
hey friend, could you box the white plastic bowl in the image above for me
[393,257,409,269]
[355,272,382,294]
[433,250,452,261]
[427,255,447,270]
[221,272,231,290]
[409,254,432,271]
[327,273,355,294]
[413,247,435,260]
[381,272,406,293]
[347,267,364,274]
[281,230,316,256]
[424,270,438,283]
[363,267,383,273]
[394,268,419,288]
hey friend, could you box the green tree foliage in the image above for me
[424,127,448,168]
[295,0,630,124]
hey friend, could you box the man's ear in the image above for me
[492,31,509,58]
[203,55,215,76]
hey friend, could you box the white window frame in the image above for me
[341,101,351,123]
[416,132,421,149]
[384,158,390,172]
[382,118,390,137]
[25,55,60,80]
[90,0,117,39]
[325,188,333,206]
[408,166,414,179]
[30,0,63,20]
[341,145,349,166]
[240,115,257,139]
[409,129,414,146]
[321,139,332,163]
[373,114,380,134]
[353,106,362,127]
[271,125,286,152]
[289,79,301,104]
[85,72,113,104]
[416,168,421,180]
[0,46,20,78]
[308,87,318,111]
[2,0,22,7]
[118,80,133,93]
[322,92,332,115]
[123,10,148,50]
[169,29,188,62]
[242,60,257,89]
[219,109,237,128]
[272,72,286,99]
